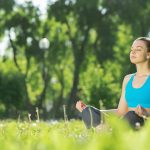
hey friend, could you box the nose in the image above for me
[130,50,136,54]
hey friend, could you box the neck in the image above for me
[136,61,150,76]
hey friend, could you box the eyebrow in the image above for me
[131,46,144,49]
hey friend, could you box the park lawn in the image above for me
[0,116,150,150]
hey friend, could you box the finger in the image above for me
[137,104,141,111]
[135,106,140,115]
[138,105,145,115]
[78,100,82,104]
[137,105,141,110]
[75,102,80,108]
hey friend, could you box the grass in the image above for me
[0,115,150,150]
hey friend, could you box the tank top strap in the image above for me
[128,73,135,84]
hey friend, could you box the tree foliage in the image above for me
[0,0,150,118]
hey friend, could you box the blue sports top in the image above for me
[125,73,150,108]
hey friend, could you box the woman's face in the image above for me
[130,40,149,64]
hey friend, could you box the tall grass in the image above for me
[0,116,150,150]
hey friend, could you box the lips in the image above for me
[130,56,136,59]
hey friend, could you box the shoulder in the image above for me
[124,73,134,80]
[122,73,134,86]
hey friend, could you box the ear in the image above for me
[147,52,150,59]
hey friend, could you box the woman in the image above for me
[76,37,150,129]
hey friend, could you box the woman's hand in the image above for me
[135,105,147,117]
[76,100,87,112]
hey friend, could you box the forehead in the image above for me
[131,40,147,49]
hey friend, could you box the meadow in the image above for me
[0,115,150,150]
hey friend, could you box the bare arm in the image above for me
[76,75,131,116]
[116,75,131,116]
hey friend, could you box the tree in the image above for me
[47,0,119,116]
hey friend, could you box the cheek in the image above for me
[139,53,147,60]
[142,53,147,58]
[129,52,133,57]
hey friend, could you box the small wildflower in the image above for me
[0,124,4,128]
[32,123,37,127]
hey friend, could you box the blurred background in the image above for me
[0,0,150,120]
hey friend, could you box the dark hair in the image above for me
[135,37,150,52]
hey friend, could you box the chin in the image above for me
[130,59,138,64]
[130,59,135,63]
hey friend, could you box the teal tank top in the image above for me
[125,73,150,108]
